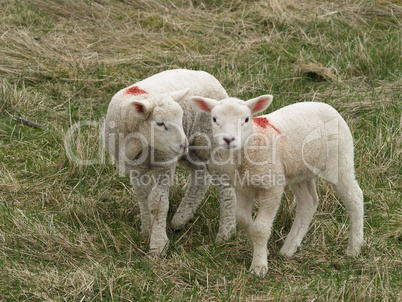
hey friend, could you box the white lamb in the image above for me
[191,95,364,276]
[104,69,236,255]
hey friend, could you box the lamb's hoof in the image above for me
[215,236,225,245]
[171,214,190,231]
[346,246,361,258]
[279,246,297,258]
[215,226,236,244]
[215,232,233,245]
[249,263,268,278]
[149,239,169,257]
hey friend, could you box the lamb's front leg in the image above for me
[148,165,176,256]
[129,165,152,239]
[215,181,237,244]
[235,190,253,249]
[249,187,283,277]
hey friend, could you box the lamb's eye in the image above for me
[156,122,168,130]
[213,117,217,123]
[245,117,249,123]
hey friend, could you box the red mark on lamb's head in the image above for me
[125,86,148,96]
[253,117,281,134]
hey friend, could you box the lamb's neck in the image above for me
[251,125,259,138]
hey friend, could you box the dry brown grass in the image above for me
[0,0,401,300]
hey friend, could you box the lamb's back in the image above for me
[262,102,353,184]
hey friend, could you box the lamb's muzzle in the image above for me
[223,136,235,147]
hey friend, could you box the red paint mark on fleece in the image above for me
[253,117,281,134]
[125,86,148,96]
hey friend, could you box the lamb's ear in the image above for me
[245,95,273,115]
[190,96,218,113]
[170,88,191,103]
[130,99,153,118]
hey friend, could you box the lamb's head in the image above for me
[124,88,190,156]
[190,95,273,151]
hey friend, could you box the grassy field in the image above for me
[0,0,401,300]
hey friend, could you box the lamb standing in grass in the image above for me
[104,69,236,255]
[191,95,364,276]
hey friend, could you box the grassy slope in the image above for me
[0,0,401,300]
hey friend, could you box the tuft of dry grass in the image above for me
[295,59,338,82]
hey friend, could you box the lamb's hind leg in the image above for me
[334,176,364,257]
[280,180,318,257]
[171,162,210,231]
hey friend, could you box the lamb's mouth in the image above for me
[220,144,239,151]
[169,146,186,156]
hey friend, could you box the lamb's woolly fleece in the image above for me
[191,96,364,277]
[104,69,236,255]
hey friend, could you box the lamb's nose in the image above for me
[223,137,235,145]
